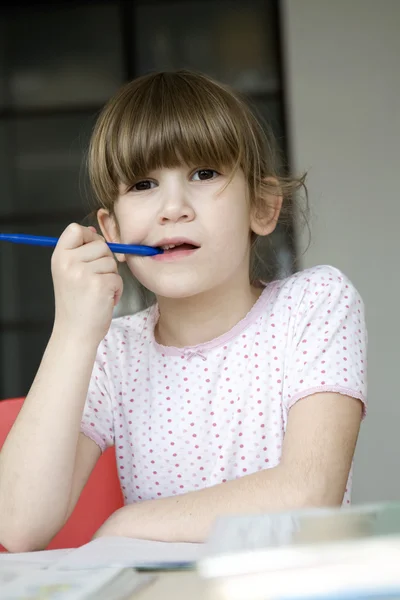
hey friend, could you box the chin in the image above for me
[134,272,213,300]
[152,282,208,300]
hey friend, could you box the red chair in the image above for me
[0,397,124,551]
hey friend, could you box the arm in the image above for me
[0,224,122,553]
[0,333,101,553]
[95,391,362,543]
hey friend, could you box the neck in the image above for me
[154,276,263,348]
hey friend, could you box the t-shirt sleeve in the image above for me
[283,266,367,413]
[80,345,115,452]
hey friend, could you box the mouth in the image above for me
[152,238,200,260]
[159,242,199,253]
[156,239,200,252]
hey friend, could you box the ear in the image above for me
[97,208,126,263]
[250,177,283,237]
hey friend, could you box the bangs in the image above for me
[89,71,256,207]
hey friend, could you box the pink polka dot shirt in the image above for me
[81,265,367,505]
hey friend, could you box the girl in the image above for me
[0,71,367,552]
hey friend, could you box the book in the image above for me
[51,536,203,571]
[0,536,203,571]
[198,503,400,600]
[0,536,204,599]
[0,564,152,600]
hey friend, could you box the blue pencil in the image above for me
[0,233,163,256]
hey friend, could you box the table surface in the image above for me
[135,571,210,600]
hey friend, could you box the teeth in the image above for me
[161,244,177,250]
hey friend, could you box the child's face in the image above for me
[98,165,273,299]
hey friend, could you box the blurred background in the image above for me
[0,0,399,504]
[0,0,290,401]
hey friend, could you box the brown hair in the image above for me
[87,70,307,281]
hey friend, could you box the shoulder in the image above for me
[101,305,154,350]
[275,264,356,294]
[269,265,363,310]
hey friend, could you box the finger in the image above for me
[113,277,124,306]
[75,239,114,263]
[90,256,118,275]
[57,223,102,250]
[100,273,123,305]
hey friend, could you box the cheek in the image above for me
[214,202,251,239]
[212,186,250,226]
[116,208,151,244]
[119,226,148,245]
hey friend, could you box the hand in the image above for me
[51,223,123,344]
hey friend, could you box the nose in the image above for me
[157,184,195,225]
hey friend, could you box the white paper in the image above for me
[51,536,204,570]
[1,566,150,600]
[0,565,38,585]
[0,551,66,590]
[0,547,72,567]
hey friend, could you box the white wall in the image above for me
[282,0,400,503]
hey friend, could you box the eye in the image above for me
[191,169,219,181]
[130,180,157,192]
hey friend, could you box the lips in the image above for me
[150,237,200,261]
[154,238,200,252]
[161,243,197,252]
